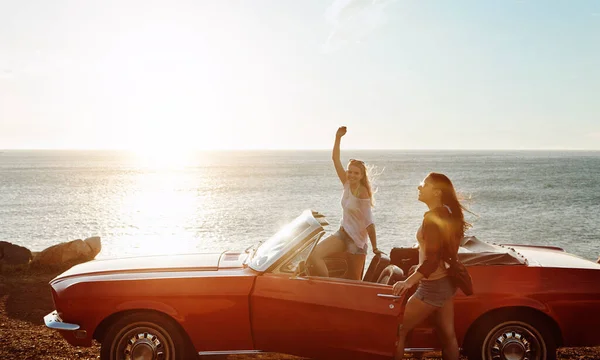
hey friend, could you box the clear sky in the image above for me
[1,0,599,150]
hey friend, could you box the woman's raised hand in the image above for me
[336,126,347,139]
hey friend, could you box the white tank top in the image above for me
[340,182,374,250]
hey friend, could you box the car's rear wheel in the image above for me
[100,311,194,360]
[464,312,557,360]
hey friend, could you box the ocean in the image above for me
[1,150,599,262]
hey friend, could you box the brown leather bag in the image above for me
[447,258,474,296]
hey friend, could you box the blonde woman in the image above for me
[310,126,381,277]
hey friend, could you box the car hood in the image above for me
[54,252,227,281]
[509,245,600,269]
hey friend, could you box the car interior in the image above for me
[322,247,415,284]
[318,236,528,284]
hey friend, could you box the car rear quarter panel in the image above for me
[537,267,600,346]
[52,268,258,351]
[455,265,600,347]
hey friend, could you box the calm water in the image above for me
[1,150,599,261]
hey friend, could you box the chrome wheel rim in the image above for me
[483,321,545,360]
[112,322,175,360]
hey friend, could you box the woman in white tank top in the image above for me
[309,126,382,278]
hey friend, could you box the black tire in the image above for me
[464,311,557,360]
[100,311,195,360]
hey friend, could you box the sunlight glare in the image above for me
[121,170,201,256]
[132,148,194,170]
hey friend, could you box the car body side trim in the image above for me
[405,347,439,352]
[198,349,446,355]
[405,347,464,353]
[198,350,263,355]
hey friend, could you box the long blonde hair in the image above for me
[348,159,375,207]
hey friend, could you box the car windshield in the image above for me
[249,211,317,272]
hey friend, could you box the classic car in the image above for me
[44,209,600,360]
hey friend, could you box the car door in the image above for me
[251,273,404,360]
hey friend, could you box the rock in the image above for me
[33,237,102,266]
[0,241,32,266]
[84,236,102,258]
[597,256,600,264]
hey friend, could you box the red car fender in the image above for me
[456,294,559,345]
[114,300,181,321]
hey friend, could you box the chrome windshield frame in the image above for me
[248,209,324,273]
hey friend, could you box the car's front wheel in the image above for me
[464,312,557,360]
[100,311,194,360]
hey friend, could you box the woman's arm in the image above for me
[392,270,424,297]
[332,126,347,185]
[392,215,442,297]
[414,215,443,278]
[366,224,382,255]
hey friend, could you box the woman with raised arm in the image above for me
[310,126,381,278]
[392,173,470,360]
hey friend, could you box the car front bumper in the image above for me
[44,310,80,331]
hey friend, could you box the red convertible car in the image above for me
[45,210,600,360]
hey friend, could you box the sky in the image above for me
[1,0,599,150]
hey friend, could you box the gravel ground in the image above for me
[1,264,598,360]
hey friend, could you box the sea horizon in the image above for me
[2,149,600,152]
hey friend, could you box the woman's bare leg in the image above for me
[395,296,437,360]
[309,235,346,277]
[434,298,459,360]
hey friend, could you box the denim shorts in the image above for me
[413,276,456,308]
[335,227,367,255]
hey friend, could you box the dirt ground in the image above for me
[1,264,599,360]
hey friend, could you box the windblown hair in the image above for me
[348,159,375,207]
[427,172,472,255]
